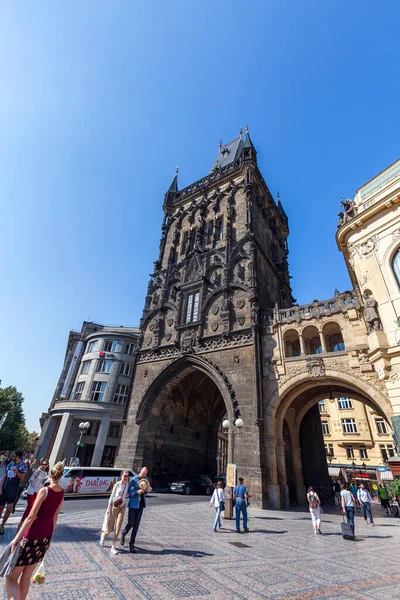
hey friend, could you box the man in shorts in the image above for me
[0,451,27,534]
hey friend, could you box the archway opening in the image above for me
[275,377,393,508]
[143,368,227,489]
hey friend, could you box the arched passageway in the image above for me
[271,373,393,508]
[134,358,235,489]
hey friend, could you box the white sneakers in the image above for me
[110,545,118,555]
[99,533,105,546]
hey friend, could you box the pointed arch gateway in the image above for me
[134,356,241,489]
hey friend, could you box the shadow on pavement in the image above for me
[253,516,284,521]
[123,548,213,558]
[250,530,288,535]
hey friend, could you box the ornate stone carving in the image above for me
[337,197,356,227]
[237,299,245,309]
[199,332,252,352]
[138,346,180,363]
[181,329,196,353]
[167,318,174,327]
[359,238,375,257]
[234,355,240,364]
[238,316,245,326]
[307,357,325,378]
[392,228,400,240]
[363,293,382,332]
[211,322,219,332]
[211,306,219,315]
[149,324,154,331]
[165,333,172,342]
[152,293,159,305]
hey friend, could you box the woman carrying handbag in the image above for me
[100,470,130,555]
[210,481,225,532]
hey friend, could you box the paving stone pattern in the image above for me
[2,502,400,599]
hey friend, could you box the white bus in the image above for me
[44,467,136,496]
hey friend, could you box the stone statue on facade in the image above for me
[337,197,356,227]
[362,293,382,332]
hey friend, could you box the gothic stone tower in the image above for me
[117,129,293,507]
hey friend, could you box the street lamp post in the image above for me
[73,422,90,460]
[221,417,244,520]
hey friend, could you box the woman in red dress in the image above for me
[6,462,64,600]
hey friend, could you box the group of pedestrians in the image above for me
[308,481,378,537]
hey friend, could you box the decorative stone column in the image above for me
[276,439,289,508]
[48,412,74,467]
[319,331,327,353]
[91,413,112,467]
[299,334,306,355]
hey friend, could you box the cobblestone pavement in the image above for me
[1,501,400,599]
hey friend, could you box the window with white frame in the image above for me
[124,343,135,356]
[96,359,113,374]
[120,362,133,377]
[381,444,395,460]
[108,423,121,438]
[216,217,223,241]
[113,384,129,404]
[318,400,327,413]
[103,340,119,352]
[90,381,107,402]
[87,340,100,353]
[81,361,90,374]
[342,418,358,434]
[375,418,388,434]
[346,444,355,459]
[359,445,368,459]
[321,421,330,435]
[185,292,200,323]
[72,381,85,401]
[338,397,353,410]
[325,443,334,457]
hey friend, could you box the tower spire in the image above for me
[164,167,179,206]
[242,125,257,162]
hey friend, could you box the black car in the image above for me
[168,475,213,495]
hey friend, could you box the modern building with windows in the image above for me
[318,397,395,472]
[37,321,140,467]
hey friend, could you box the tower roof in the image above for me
[210,135,244,172]
[164,167,179,205]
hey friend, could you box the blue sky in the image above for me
[1,1,399,431]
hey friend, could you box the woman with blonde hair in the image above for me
[6,462,65,600]
[100,470,130,554]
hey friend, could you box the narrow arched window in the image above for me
[329,333,345,352]
[393,248,400,286]
[310,337,322,354]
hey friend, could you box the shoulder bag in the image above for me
[217,489,225,512]
[113,483,127,508]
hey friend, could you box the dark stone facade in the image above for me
[117,131,293,507]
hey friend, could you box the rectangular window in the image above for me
[207,220,214,245]
[120,362,133,377]
[318,400,327,413]
[124,343,135,356]
[96,359,113,373]
[359,445,368,459]
[342,418,358,434]
[90,381,107,402]
[321,421,330,435]
[346,445,355,459]
[81,361,90,374]
[338,397,353,409]
[185,292,200,323]
[387,444,395,458]
[375,419,388,434]
[216,217,223,241]
[325,443,334,457]
[380,444,388,461]
[87,340,100,353]
[108,424,121,438]
[103,340,118,352]
[72,382,85,401]
[113,384,129,404]
[188,228,196,251]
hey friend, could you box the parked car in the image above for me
[42,467,136,496]
[213,475,226,489]
[168,475,213,495]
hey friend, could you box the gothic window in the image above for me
[329,333,345,352]
[185,291,200,323]
[188,228,196,251]
[181,231,189,254]
[393,248,400,286]
[206,220,214,245]
[216,217,223,241]
[310,336,322,354]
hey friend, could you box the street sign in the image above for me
[376,467,388,472]
[226,463,237,487]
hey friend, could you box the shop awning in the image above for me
[328,467,341,476]
[380,470,394,481]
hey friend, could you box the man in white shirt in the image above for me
[357,483,374,526]
[18,459,49,527]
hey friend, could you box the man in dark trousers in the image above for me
[121,467,148,553]
[233,477,249,533]
[0,451,27,534]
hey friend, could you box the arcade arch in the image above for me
[271,372,393,509]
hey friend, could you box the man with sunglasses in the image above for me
[18,458,49,527]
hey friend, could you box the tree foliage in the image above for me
[0,382,31,451]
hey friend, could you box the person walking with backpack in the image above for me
[233,477,249,533]
[357,483,374,526]
[210,481,225,532]
[307,487,322,535]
